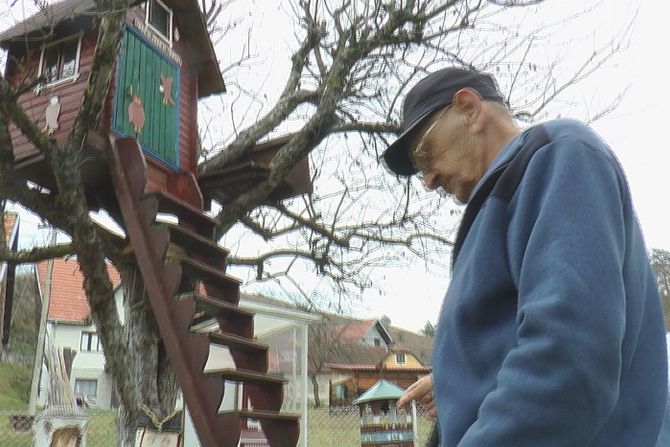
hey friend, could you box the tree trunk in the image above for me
[310,374,321,409]
[115,266,178,446]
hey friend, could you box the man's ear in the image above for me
[452,88,482,125]
[453,87,484,130]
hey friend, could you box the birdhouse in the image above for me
[0,0,224,196]
[353,380,417,447]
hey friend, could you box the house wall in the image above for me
[39,321,115,409]
[360,325,388,348]
[382,352,424,369]
[6,30,96,162]
[311,372,331,406]
[329,370,427,406]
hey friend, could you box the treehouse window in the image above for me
[38,34,82,87]
[147,0,173,42]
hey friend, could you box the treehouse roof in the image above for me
[0,0,225,97]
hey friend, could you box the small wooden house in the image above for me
[328,350,431,407]
[0,0,224,197]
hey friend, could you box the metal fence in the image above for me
[0,406,435,446]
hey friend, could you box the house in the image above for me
[1,211,20,357]
[327,349,431,407]
[306,314,433,407]
[35,257,122,408]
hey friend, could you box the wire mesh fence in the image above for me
[307,405,435,446]
[0,405,435,446]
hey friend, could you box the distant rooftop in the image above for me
[36,258,121,323]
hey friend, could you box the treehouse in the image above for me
[0,1,310,446]
[1,0,225,197]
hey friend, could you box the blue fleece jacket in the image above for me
[432,119,667,446]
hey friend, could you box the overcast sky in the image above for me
[2,0,668,331]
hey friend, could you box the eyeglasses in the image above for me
[412,106,451,174]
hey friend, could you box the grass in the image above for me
[0,363,31,411]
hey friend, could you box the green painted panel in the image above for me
[113,27,180,170]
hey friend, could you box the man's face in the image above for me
[410,100,487,204]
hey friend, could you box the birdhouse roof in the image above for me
[353,379,406,405]
[0,0,225,97]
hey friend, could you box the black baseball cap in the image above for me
[382,68,504,176]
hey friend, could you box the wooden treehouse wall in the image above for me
[6,4,200,193]
[5,31,96,162]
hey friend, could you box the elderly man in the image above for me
[387,68,667,446]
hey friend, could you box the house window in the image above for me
[335,383,347,400]
[396,353,406,364]
[38,34,82,87]
[80,331,101,352]
[74,379,97,398]
[146,0,173,42]
[374,338,381,347]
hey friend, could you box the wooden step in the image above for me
[205,368,287,386]
[148,191,219,239]
[186,293,254,337]
[236,410,301,447]
[208,332,269,372]
[223,409,300,421]
[176,257,241,294]
[209,332,268,353]
[160,222,229,264]
[188,293,251,317]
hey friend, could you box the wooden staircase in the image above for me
[103,136,299,447]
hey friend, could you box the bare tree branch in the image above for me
[0,243,74,263]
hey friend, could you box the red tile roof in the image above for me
[36,258,121,323]
[2,212,18,245]
[333,319,377,343]
[325,363,431,373]
[323,364,377,371]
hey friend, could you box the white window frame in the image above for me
[74,378,98,398]
[395,353,406,364]
[80,331,101,352]
[145,0,173,45]
[36,31,83,92]
[335,383,346,400]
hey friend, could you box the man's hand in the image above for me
[397,374,436,418]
